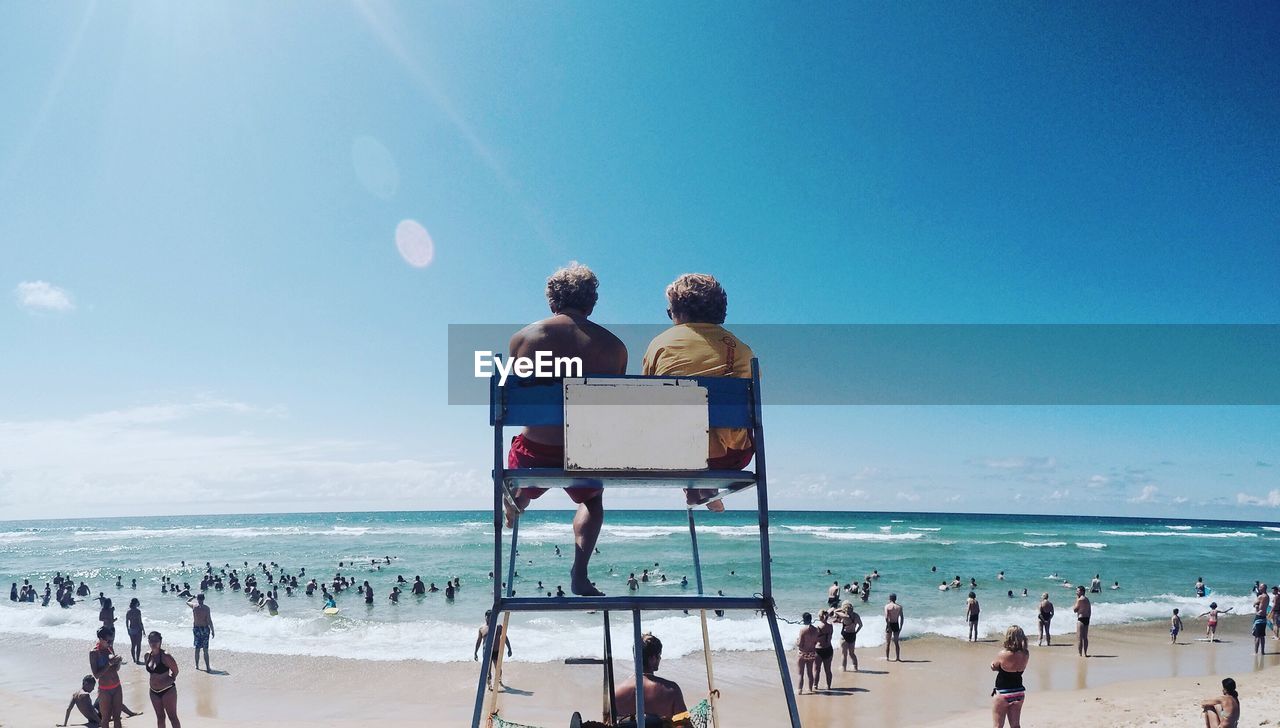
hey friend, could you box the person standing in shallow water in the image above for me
[1037,593,1054,646]
[504,263,626,597]
[1072,586,1091,657]
[125,599,144,664]
[884,593,904,661]
[187,594,214,671]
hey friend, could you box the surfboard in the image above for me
[323,607,340,615]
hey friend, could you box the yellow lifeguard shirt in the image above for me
[641,323,754,458]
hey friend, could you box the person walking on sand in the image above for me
[474,610,513,688]
[990,625,1029,728]
[1201,677,1240,728]
[966,591,981,642]
[125,599,144,664]
[187,594,214,671]
[505,263,626,597]
[884,593,904,661]
[145,631,181,728]
[832,601,863,671]
[814,609,835,690]
[1201,602,1232,642]
[794,612,819,695]
[1072,586,1091,657]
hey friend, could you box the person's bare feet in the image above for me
[570,570,605,597]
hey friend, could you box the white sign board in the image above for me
[563,379,709,471]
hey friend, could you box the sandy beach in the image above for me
[4,616,1279,727]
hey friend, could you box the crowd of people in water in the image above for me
[7,555,1266,728]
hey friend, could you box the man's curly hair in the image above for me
[665,273,727,324]
[546,262,599,314]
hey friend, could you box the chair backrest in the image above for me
[492,371,757,430]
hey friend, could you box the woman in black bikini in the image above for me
[145,631,181,728]
[814,609,835,690]
[1036,593,1054,647]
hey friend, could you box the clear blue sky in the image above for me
[1,2,1277,520]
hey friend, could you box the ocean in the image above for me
[1,510,1275,664]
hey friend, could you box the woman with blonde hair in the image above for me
[991,625,1029,728]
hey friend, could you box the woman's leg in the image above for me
[796,657,807,693]
[163,687,181,728]
[821,654,833,688]
[104,687,123,728]
[151,691,165,728]
[992,697,1008,728]
[1007,699,1023,728]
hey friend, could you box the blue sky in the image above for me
[1,2,1277,520]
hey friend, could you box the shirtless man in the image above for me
[794,613,819,694]
[474,611,513,686]
[884,593,904,661]
[965,591,981,642]
[187,594,214,671]
[826,581,840,608]
[1073,586,1091,657]
[613,634,686,721]
[61,676,100,727]
[506,264,626,597]
[1201,677,1241,728]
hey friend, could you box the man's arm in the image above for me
[473,629,483,660]
[672,683,687,714]
[63,696,75,726]
[504,635,512,657]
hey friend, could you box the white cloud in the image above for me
[13,280,75,312]
[973,456,1057,471]
[896,492,921,502]
[1129,485,1159,503]
[0,399,466,519]
[1236,490,1280,507]
[1046,489,1070,501]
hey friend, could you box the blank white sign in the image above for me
[563,379,709,471]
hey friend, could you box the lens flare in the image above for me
[395,220,435,268]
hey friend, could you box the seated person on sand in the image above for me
[1201,677,1240,728]
[506,263,627,597]
[61,675,100,727]
[642,273,755,512]
[602,633,688,727]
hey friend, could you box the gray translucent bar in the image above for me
[447,324,1280,405]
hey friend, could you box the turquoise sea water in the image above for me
[1,510,1276,662]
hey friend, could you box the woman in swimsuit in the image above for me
[1036,594,1054,647]
[990,625,1030,728]
[90,626,124,728]
[794,612,819,695]
[125,598,144,664]
[814,610,835,690]
[145,631,181,728]
[832,601,862,671]
[1201,677,1240,728]
[99,598,117,651]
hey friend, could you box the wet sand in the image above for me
[2,616,1279,726]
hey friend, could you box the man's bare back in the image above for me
[614,673,686,719]
[509,313,627,446]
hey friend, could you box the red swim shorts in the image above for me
[709,446,754,470]
[507,435,603,504]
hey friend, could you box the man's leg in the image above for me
[570,493,604,596]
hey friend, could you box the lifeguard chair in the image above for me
[473,359,802,728]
